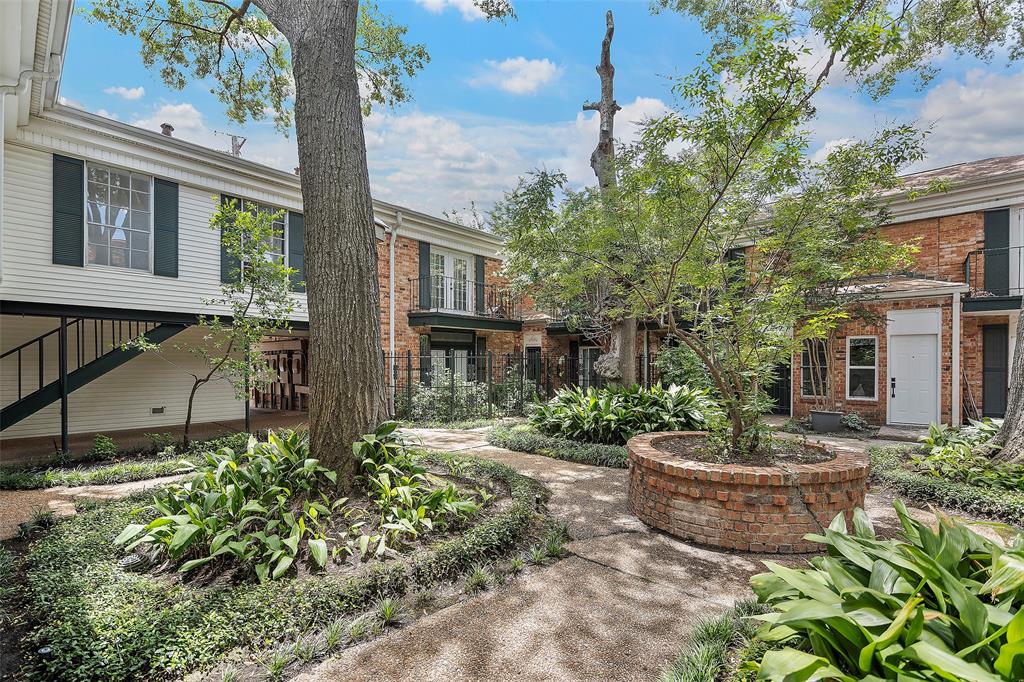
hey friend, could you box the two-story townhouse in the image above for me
[0,0,526,456]
[787,154,1024,427]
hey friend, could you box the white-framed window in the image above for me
[800,339,828,398]
[242,199,286,265]
[86,163,152,271]
[846,336,877,400]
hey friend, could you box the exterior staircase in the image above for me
[1,318,187,431]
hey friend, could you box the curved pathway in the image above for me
[300,429,812,682]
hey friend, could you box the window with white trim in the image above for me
[86,163,152,270]
[846,336,877,400]
[801,339,828,397]
[242,199,286,265]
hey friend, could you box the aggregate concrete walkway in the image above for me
[299,429,805,682]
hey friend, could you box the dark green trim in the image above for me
[220,194,241,283]
[407,311,522,331]
[418,241,431,308]
[474,255,486,314]
[1,323,188,431]
[52,154,84,266]
[288,211,305,292]
[153,178,179,277]
[963,296,1022,313]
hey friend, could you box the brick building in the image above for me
[787,155,1024,427]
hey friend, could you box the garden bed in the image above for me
[487,425,627,468]
[627,431,869,553]
[2,445,551,681]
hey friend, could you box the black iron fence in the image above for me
[384,350,660,420]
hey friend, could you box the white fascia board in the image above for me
[886,174,1024,223]
[29,107,505,256]
[855,285,968,302]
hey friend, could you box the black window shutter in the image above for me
[984,209,1010,296]
[475,255,486,314]
[288,211,305,292]
[418,241,431,308]
[153,178,179,277]
[220,194,241,283]
[52,154,84,266]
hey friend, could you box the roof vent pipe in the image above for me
[160,123,174,136]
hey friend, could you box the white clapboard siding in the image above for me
[1,141,309,319]
[1,315,244,439]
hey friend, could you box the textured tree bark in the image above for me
[584,10,636,387]
[993,305,1024,462]
[264,0,387,487]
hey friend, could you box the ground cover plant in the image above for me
[0,432,253,490]
[659,598,773,682]
[871,445,1024,527]
[914,419,1024,492]
[529,384,713,446]
[488,424,628,468]
[746,502,1023,681]
[11,425,548,681]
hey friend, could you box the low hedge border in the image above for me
[870,445,1024,527]
[0,433,253,490]
[487,425,627,468]
[16,450,547,682]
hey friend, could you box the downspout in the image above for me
[952,290,961,426]
[0,56,64,284]
[389,211,403,412]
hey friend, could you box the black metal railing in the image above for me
[1,318,157,406]
[383,350,660,420]
[410,275,521,320]
[964,246,1024,297]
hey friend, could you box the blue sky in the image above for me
[60,1,1024,217]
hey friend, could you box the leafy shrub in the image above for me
[871,446,1024,527]
[912,419,1024,492]
[18,450,544,681]
[90,434,117,460]
[747,502,1023,681]
[115,430,344,580]
[355,422,481,557]
[393,367,525,423]
[654,343,718,396]
[488,424,627,467]
[840,412,871,432]
[529,384,713,445]
[145,432,176,451]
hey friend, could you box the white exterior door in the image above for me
[889,334,938,425]
[430,249,473,313]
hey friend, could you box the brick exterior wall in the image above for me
[790,208,1015,425]
[627,432,869,553]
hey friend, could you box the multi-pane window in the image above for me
[430,252,446,305]
[846,337,877,400]
[242,200,286,264]
[86,164,151,270]
[428,249,472,312]
[801,339,828,397]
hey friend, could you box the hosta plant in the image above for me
[748,501,1024,681]
[913,419,1024,492]
[115,430,345,580]
[529,384,713,445]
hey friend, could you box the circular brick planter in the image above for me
[626,431,869,553]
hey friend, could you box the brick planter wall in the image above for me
[626,432,869,553]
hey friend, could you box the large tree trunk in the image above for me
[993,305,1024,462]
[584,10,636,387]
[268,0,387,488]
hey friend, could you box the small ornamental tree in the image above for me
[494,15,925,457]
[129,201,295,445]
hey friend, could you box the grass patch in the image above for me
[13,450,546,681]
[399,417,522,430]
[488,424,627,468]
[0,433,253,490]
[870,445,1024,526]
[659,598,772,682]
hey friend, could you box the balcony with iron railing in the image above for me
[963,246,1024,311]
[408,275,522,329]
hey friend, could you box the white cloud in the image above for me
[131,102,219,147]
[93,108,120,120]
[414,0,485,21]
[470,57,562,95]
[57,95,84,109]
[103,85,145,100]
